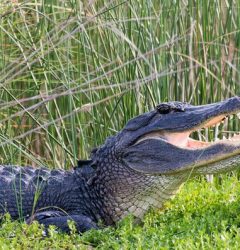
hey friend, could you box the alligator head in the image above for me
[91,97,240,224]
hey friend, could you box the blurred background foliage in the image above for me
[0,0,239,168]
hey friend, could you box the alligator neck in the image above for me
[92,162,188,225]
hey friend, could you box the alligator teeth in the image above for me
[214,124,219,141]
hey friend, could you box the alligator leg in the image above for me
[27,211,98,233]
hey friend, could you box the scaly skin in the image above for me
[0,165,100,231]
[0,163,185,232]
[1,97,240,233]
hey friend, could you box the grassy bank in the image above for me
[1,175,240,249]
[1,0,240,248]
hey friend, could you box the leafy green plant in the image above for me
[0,176,240,249]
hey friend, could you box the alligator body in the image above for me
[1,97,240,233]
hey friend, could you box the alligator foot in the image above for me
[27,211,98,233]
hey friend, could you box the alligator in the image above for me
[1,97,240,233]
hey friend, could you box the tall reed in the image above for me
[0,0,239,168]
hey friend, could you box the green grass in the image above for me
[1,0,240,248]
[1,175,240,249]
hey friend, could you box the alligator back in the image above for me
[0,165,72,220]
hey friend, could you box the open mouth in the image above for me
[136,114,240,149]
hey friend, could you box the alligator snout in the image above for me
[121,97,240,175]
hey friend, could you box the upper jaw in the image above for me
[136,97,240,150]
[148,97,240,133]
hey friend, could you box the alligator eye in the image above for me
[156,102,187,114]
[156,103,172,114]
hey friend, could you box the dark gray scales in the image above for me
[1,97,240,233]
